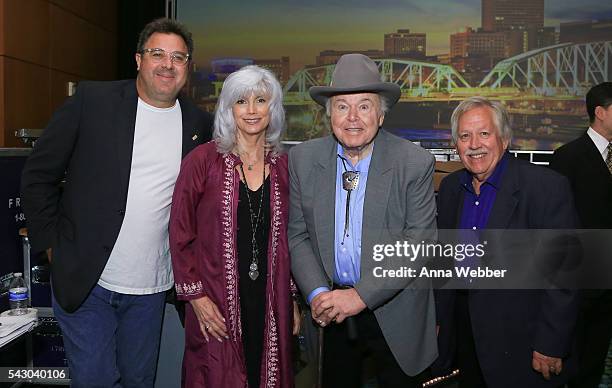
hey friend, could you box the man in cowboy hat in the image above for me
[289,53,438,387]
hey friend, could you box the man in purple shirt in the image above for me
[435,97,579,388]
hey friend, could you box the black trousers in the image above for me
[322,309,429,388]
[455,291,488,388]
[454,292,568,388]
[568,291,612,388]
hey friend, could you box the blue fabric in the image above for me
[307,286,330,304]
[333,144,372,286]
[52,284,166,388]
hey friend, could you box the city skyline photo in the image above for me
[177,0,612,150]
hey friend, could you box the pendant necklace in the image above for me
[239,161,265,280]
[242,153,258,171]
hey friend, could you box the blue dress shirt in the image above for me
[307,144,373,303]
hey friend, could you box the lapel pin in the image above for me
[192,134,198,141]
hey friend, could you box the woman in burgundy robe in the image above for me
[170,65,299,388]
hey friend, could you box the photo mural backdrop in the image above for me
[177,0,612,150]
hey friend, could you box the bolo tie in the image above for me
[338,155,361,342]
[339,156,360,244]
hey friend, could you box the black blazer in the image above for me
[550,132,612,307]
[434,156,579,388]
[21,80,213,313]
[549,132,612,229]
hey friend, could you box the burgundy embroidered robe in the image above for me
[170,141,294,388]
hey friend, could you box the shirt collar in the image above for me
[460,152,509,193]
[337,143,374,171]
[587,127,610,157]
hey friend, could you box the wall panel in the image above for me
[0,0,118,147]
[50,0,117,32]
[50,4,97,78]
[2,0,49,66]
[0,57,5,144]
[2,58,49,147]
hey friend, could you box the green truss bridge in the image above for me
[281,40,612,104]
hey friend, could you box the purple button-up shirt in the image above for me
[457,154,509,275]
[459,153,509,231]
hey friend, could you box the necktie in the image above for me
[607,143,612,175]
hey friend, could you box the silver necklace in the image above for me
[241,153,258,171]
[239,163,265,280]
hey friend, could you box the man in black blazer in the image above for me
[21,18,212,387]
[549,82,612,388]
[435,97,578,387]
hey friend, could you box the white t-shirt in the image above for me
[98,98,182,294]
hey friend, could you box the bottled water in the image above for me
[8,272,29,316]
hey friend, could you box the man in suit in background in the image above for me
[289,53,438,387]
[435,97,578,387]
[550,82,612,388]
[21,18,212,387]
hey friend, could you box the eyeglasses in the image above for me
[140,48,190,66]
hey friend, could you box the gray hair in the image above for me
[325,93,389,116]
[213,65,286,155]
[450,96,513,143]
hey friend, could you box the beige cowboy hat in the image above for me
[309,53,401,108]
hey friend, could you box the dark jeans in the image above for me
[53,284,166,388]
[322,309,429,388]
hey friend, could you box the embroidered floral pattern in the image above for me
[263,162,281,387]
[222,154,240,339]
[290,278,298,297]
[265,314,279,387]
[175,281,203,296]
